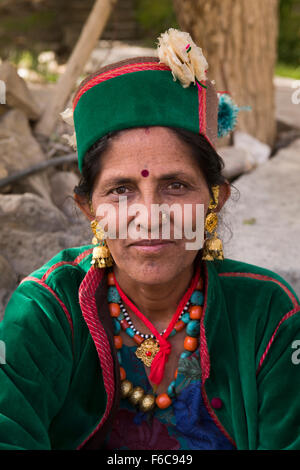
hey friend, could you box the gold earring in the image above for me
[202,186,224,261]
[89,200,114,269]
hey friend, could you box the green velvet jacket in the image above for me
[0,244,300,450]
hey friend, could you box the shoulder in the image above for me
[207,258,300,372]
[3,245,94,329]
[19,244,94,293]
[212,257,299,309]
[23,244,94,281]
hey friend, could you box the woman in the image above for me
[0,29,300,450]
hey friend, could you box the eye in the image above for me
[166,182,186,190]
[111,186,130,195]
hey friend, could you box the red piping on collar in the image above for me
[20,276,74,344]
[77,267,115,449]
[41,248,94,281]
[218,272,299,309]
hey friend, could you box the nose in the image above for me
[132,187,164,237]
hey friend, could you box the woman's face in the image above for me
[85,127,227,285]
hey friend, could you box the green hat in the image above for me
[62,29,240,173]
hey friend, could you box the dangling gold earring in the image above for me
[89,200,114,269]
[202,186,224,261]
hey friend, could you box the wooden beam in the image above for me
[35,0,117,138]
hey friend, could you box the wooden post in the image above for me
[35,0,117,137]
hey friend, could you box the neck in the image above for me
[113,264,196,326]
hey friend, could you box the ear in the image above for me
[74,193,95,221]
[216,181,231,212]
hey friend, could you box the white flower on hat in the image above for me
[60,107,77,150]
[157,28,208,88]
[60,107,74,126]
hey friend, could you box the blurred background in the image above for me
[0,0,299,314]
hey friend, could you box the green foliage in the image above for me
[278,0,300,66]
[275,62,300,78]
[135,0,178,45]
[1,11,55,34]
[8,49,59,83]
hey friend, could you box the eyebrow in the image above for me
[100,172,193,189]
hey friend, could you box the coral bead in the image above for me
[174,320,185,332]
[120,318,130,330]
[189,305,203,320]
[196,278,204,290]
[107,272,115,285]
[114,335,123,349]
[109,303,120,317]
[120,366,126,381]
[174,368,178,379]
[133,334,144,346]
[184,335,198,352]
[156,393,172,409]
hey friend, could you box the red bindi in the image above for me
[141,169,149,177]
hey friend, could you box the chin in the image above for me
[125,259,187,286]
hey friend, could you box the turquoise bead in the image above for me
[180,351,192,359]
[190,290,204,306]
[169,329,176,337]
[117,351,122,363]
[107,286,121,303]
[181,312,190,324]
[186,320,200,337]
[113,318,121,335]
[117,312,124,321]
[125,327,135,338]
[167,380,176,398]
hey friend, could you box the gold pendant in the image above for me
[135,338,160,367]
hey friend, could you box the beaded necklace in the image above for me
[107,271,204,412]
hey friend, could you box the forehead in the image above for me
[99,127,200,176]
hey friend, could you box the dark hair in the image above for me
[73,128,227,201]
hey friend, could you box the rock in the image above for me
[0,109,51,200]
[224,138,300,298]
[0,62,41,120]
[0,255,17,290]
[0,192,91,313]
[0,192,69,232]
[218,146,255,179]
[234,131,271,166]
[274,76,300,131]
[85,40,157,73]
[49,171,86,222]
[0,255,18,319]
[27,82,55,114]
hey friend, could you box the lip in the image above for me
[128,239,175,253]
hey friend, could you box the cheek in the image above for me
[182,193,210,232]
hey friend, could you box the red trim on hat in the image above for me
[196,80,215,149]
[73,62,171,110]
